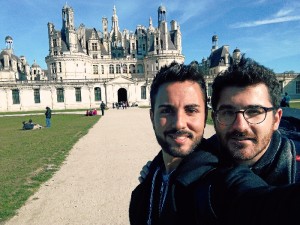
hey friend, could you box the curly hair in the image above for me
[211,55,281,110]
[150,61,208,116]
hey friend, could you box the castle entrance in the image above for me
[118,88,127,103]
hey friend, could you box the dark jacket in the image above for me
[129,142,219,225]
[129,144,300,225]
[205,130,299,185]
[100,102,106,110]
[45,108,51,118]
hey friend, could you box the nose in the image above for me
[231,111,248,130]
[173,110,186,130]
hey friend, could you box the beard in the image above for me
[218,129,271,163]
[154,129,203,158]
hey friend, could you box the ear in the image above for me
[273,108,283,130]
[211,110,218,129]
[150,109,154,124]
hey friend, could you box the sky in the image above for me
[0,0,300,73]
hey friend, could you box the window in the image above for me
[141,86,146,99]
[75,88,82,102]
[123,64,127,73]
[93,54,98,59]
[57,88,64,102]
[116,64,121,74]
[52,63,56,73]
[93,65,98,74]
[109,64,114,74]
[59,62,62,72]
[296,81,300,94]
[34,89,40,103]
[101,65,104,74]
[279,81,284,93]
[92,43,97,51]
[12,89,20,104]
[207,83,212,97]
[94,87,101,101]
[53,39,57,47]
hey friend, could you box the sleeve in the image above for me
[212,166,300,225]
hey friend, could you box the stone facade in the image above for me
[0,4,184,112]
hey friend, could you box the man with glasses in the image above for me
[209,55,300,185]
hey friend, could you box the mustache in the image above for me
[165,129,193,138]
[226,131,257,142]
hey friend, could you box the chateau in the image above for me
[0,4,184,112]
[0,4,299,112]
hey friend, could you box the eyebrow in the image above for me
[157,104,201,109]
[217,104,264,110]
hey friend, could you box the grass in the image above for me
[0,109,86,115]
[290,101,300,109]
[0,114,100,222]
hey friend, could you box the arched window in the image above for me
[109,64,114,74]
[116,64,121,74]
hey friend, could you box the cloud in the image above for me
[231,15,300,28]
[230,4,300,28]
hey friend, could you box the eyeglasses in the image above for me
[214,106,275,126]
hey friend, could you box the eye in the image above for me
[185,106,199,114]
[245,108,263,116]
[219,109,235,117]
[160,107,173,114]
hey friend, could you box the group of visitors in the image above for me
[113,101,129,109]
[129,57,300,225]
[85,108,98,116]
[22,107,51,130]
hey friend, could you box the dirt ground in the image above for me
[3,108,215,225]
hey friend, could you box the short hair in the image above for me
[150,61,207,115]
[211,55,281,110]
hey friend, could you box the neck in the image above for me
[162,151,183,174]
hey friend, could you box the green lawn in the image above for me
[0,114,100,222]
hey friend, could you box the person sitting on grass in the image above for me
[22,119,43,130]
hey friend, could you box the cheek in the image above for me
[190,118,205,134]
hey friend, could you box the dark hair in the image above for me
[211,55,281,110]
[150,61,207,116]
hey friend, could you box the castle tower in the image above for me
[158,5,166,27]
[111,5,119,34]
[5,36,13,50]
[211,34,218,52]
[62,3,77,52]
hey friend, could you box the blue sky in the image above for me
[0,0,299,73]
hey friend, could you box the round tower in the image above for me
[5,36,13,49]
[158,5,167,27]
[211,34,218,51]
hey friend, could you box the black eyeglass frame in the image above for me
[214,106,276,126]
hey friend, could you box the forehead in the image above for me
[218,83,271,107]
[155,81,205,105]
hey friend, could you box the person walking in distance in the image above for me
[100,101,106,116]
[45,106,52,128]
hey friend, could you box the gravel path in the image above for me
[4,108,215,225]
